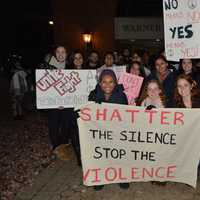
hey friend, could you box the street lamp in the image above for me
[82,33,92,43]
[82,32,93,55]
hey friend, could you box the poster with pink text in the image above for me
[36,69,97,109]
[118,72,144,105]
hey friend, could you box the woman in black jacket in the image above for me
[88,69,129,190]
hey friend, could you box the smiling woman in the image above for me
[174,74,200,108]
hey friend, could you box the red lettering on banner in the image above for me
[131,168,140,179]
[126,109,140,123]
[96,109,107,120]
[83,166,177,183]
[145,110,157,124]
[105,167,118,181]
[174,112,184,125]
[110,109,122,121]
[155,167,165,178]
[161,111,171,125]
[80,107,91,121]
[119,168,128,180]
[83,169,90,182]
[166,165,177,178]
[142,168,154,178]
[92,168,101,183]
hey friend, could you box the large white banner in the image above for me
[36,69,97,109]
[78,103,200,187]
[163,0,200,61]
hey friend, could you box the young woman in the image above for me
[131,51,151,77]
[139,79,165,108]
[46,46,71,161]
[128,61,146,78]
[179,59,200,88]
[97,52,116,78]
[174,74,200,108]
[88,69,129,190]
[148,55,177,107]
[69,50,85,69]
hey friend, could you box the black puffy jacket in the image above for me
[88,84,128,105]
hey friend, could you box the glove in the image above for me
[145,105,156,110]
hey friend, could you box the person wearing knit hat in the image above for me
[88,69,129,190]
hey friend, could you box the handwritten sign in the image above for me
[36,69,97,109]
[163,0,200,61]
[78,103,200,187]
[118,72,144,104]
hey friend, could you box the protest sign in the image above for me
[78,103,200,187]
[163,0,200,61]
[36,69,97,109]
[118,72,144,104]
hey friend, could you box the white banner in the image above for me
[36,69,97,109]
[78,103,200,187]
[163,0,200,61]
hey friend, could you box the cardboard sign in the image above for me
[163,0,200,61]
[118,72,144,105]
[36,69,97,109]
[78,103,200,187]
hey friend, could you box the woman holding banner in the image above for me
[138,79,166,108]
[174,74,200,108]
[46,45,72,161]
[88,69,129,190]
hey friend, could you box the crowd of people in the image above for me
[7,45,200,190]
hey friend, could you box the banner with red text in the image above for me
[78,103,200,187]
[118,72,144,105]
[36,69,97,109]
[163,0,200,61]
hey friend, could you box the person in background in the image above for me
[128,61,146,79]
[128,61,146,104]
[88,69,129,190]
[97,52,116,77]
[159,49,178,72]
[179,59,200,88]
[132,51,151,77]
[69,50,85,69]
[45,45,71,161]
[10,59,28,120]
[142,50,152,72]
[148,55,177,107]
[63,50,85,166]
[86,50,100,69]
[138,79,165,108]
[122,48,132,65]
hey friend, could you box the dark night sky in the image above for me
[0,0,162,64]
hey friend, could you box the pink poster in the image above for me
[118,72,143,105]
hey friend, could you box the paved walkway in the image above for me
[15,146,200,200]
